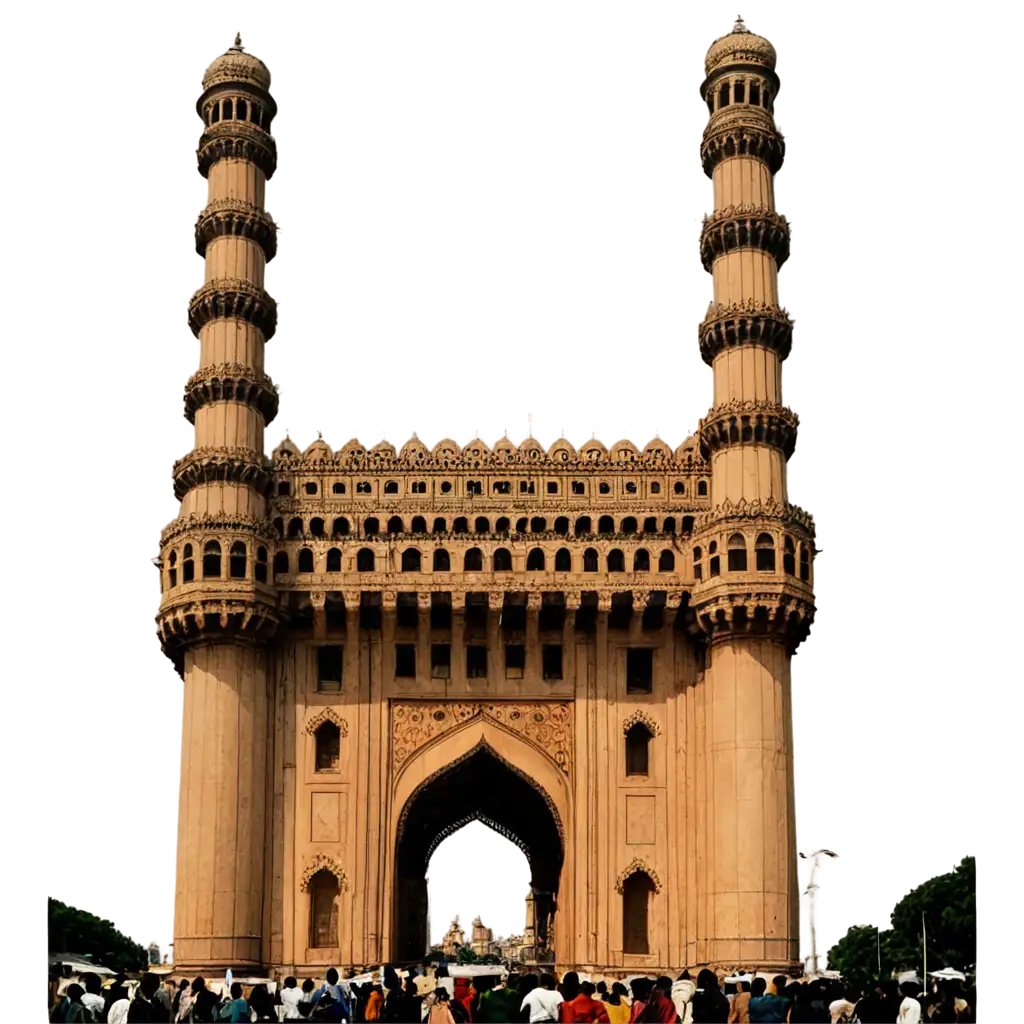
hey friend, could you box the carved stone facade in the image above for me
[159,19,813,979]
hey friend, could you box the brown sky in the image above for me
[2,0,1024,991]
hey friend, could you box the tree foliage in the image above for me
[827,857,975,980]
[48,898,148,974]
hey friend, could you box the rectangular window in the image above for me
[396,593,419,629]
[505,643,525,679]
[626,648,653,694]
[547,481,558,494]
[542,644,563,680]
[317,646,343,692]
[395,643,416,678]
[694,563,703,581]
[750,82,760,106]
[467,480,482,495]
[466,645,488,678]
[710,556,720,577]
[572,481,585,495]
[734,81,745,103]
[431,643,451,679]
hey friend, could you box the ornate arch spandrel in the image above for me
[305,707,349,736]
[615,858,662,894]
[622,709,661,736]
[300,852,348,892]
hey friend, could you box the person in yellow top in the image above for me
[604,982,632,1024]
[727,980,750,1023]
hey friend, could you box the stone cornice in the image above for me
[195,199,278,261]
[698,300,793,366]
[197,121,277,179]
[160,511,277,548]
[701,114,785,178]
[694,497,815,537]
[700,204,790,271]
[698,400,799,461]
[692,587,814,652]
[184,363,279,426]
[172,445,273,501]
[188,278,277,341]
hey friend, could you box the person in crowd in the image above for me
[897,981,923,1024]
[636,977,676,1024]
[628,979,653,1024]
[471,975,501,1023]
[690,969,729,1023]
[452,976,474,1022]
[672,971,697,1024]
[315,968,353,1022]
[518,973,540,1021]
[215,982,249,1023]
[363,983,383,1022]
[151,980,173,1022]
[248,984,276,1022]
[104,975,131,1021]
[172,978,193,1022]
[188,978,221,1023]
[559,972,581,1010]
[380,971,407,1023]
[278,977,304,1021]
[561,980,609,1023]
[747,976,790,1024]
[79,973,106,1022]
[429,988,457,1024]
[595,983,608,1002]
[727,980,750,1024]
[826,983,858,1024]
[601,984,630,1024]
[50,983,93,1023]
[415,965,436,1000]
[126,974,164,1023]
[401,975,425,1022]
[521,973,563,1024]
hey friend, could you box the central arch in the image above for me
[392,738,566,964]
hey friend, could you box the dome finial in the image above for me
[733,14,747,33]
[233,32,243,50]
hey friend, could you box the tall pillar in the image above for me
[157,36,281,973]
[691,18,815,974]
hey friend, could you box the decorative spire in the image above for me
[233,32,244,50]
[732,15,747,33]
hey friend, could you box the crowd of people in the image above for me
[48,965,976,1024]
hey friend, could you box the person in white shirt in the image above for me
[80,974,106,1022]
[280,976,304,1021]
[897,982,923,1024]
[671,971,696,1024]
[521,973,564,1024]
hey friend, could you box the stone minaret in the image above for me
[691,18,815,972]
[156,36,280,972]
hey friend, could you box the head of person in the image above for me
[631,978,653,1003]
[611,982,629,1006]
[302,979,315,995]
[141,974,161,1000]
[67,984,84,1004]
[655,977,673,996]
[735,980,748,994]
[435,964,449,979]
[520,975,538,997]
[677,970,691,982]
[284,977,297,990]
[434,987,449,1002]
[596,980,607,997]
[696,969,718,992]
[326,968,339,985]
[539,973,556,991]
[580,982,596,998]
[230,982,243,1000]
[900,981,920,999]
[191,977,206,996]
[177,979,190,993]
[771,975,788,996]
[560,971,580,998]
[751,978,767,998]
[83,973,103,996]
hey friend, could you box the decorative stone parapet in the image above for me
[692,583,814,651]
[187,278,278,340]
[172,445,273,500]
[197,120,277,179]
[701,113,784,177]
[700,204,790,271]
[698,300,793,366]
[698,399,799,460]
[183,363,279,425]
[195,199,278,261]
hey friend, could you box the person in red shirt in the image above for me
[562,981,610,1023]
[636,977,677,1023]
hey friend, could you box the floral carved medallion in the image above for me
[391,701,573,776]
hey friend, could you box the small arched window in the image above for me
[727,533,747,572]
[464,548,483,571]
[664,517,677,534]
[718,82,730,109]
[575,516,592,536]
[223,98,234,120]
[453,517,469,534]
[433,549,451,572]
[401,548,421,572]
[332,482,346,494]
[493,548,512,572]
[599,515,615,535]
[650,482,661,494]
[298,548,314,573]
[273,551,289,576]
[168,550,178,588]
[674,481,685,495]
[621,516,638,535]
[734,81,745,103]
[326,548,342,572]
[583,548,599,573]
[643,517,658,534]
[622,871,656,955]
[412,516,427,534]
[236,98,248,121]
[288,517,304,538]
[526,548,546,571]
[475,516,490,534]
[308,869,339,949]
[255,546,267,583]
[495,517,510,534]
[387,516,403,535]
[315,721,341,772]
[210,103,220,124]
[333,517,350,537]
[599,482,611,494]
[626,722,653,776]
[273,517,284,538]
[384,480,399,494]
[555,548,571,572]
[658,550,675,572]
[364,517,380,536]
[516,517,528,533]
[697,480,708,497]
[692,546,702,581]
[625,482,637,494]
[433,517,447,533]
[756,533,776,571]
[750,81,761,106]
[633,549,650,572]
[203,540,222,578]
[800,543,811,582]
[783,536,796,576]
[554,516,569,535]
[310,517,325,537]
[229,541,247,578]
[531,517,547,533]
[608,549,625,573]
[357,548,375,572]
[304,481,317,496]
[709,540,720,577]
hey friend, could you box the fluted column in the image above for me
[158,38,282,974]
[691,18,813,974]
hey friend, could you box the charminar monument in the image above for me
[156,18,815,979]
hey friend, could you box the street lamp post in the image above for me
[799,848,838,978]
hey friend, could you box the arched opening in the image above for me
[526,548,546,571]
[464,548,483,571]
[394,743,563,963]
[531,517,547,533]
[433,517,447,533]
[385,480,399,494]
[433,549,451,572]
[575,516,592,536]
[298,548,314,573]
[273,551,288,576]
[255,546,268,583]
[495,517,510,534]
[658,550,675,572]
[621,516,638,535]
[756,532,776,571]
[364,517,380,537]
[326,548,342,572]
[202,540,221,578]
[633,549,650,572]
[475,516,491,534]
[643,517,658,534]
[401,548,421,572]
[727,533,747,571]
[315,721,341,772]
[273,517,284,538]
[387,516,404,535]
[493,548,512,572]
[310,517,325,537]
[308,869,339,950]
[554,548,571,572]
[664,517,677,534]
[783,536,796,576]
[332,517,350,537]
[625,722,653,776]
[697,480,708,496]
[168,550,178,589]
[453,517,469,534]
[236,98,248,120]
[554,516,569,535]
[607,549,625,573]
[288,517,303,537]
[598,515,615,535]
[583,548,598,573]
[516,517,528,533]
[229,541,246,578]
[332,482,346,494]
[412,516,427,534]
[800,542,811,582]
[622,870,656,954]
[357,548,375,572]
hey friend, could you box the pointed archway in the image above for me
[393,741,564,963]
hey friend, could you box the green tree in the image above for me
[827,857,975,980]
[48,898,148,973]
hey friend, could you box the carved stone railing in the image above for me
[184,363,279,425]
[187,278,277,340]
[172,445,274,500]
[701,114,785,177]
[700,205,790,271]
[698,300,793,365]
[698,400,799,460]
[197,120,277,179]
[195,199,278,261]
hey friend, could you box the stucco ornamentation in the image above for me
[188,278,278,340]
[698,300,793,366]
[194,198,278,261]
[197,121,277,180]
[172,445,273,501]
[615,858,663,894]
[622,710,661,736]
[305,708,349,737]
[184,363,279,425]
[699,205,791,271]
[160,511,276,547]
[695,497,815,536]
[299,853,348,893]
[391,701,573,776]
[701,118,785,178]
[698,400,799,461]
